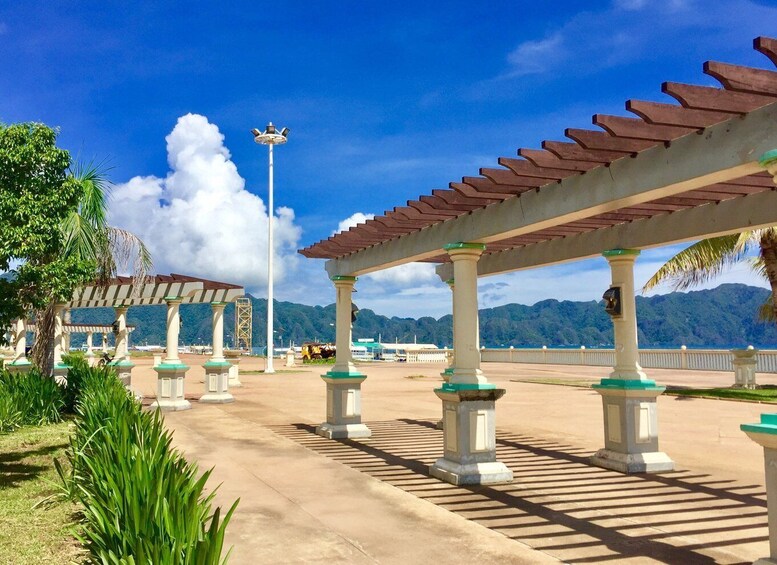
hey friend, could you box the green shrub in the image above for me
[0,369,64,427]
[60,366,237,564]
[60,353,92,413]
[0,386,23,432]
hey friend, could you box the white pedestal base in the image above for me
[316,422,372,439]
[150,398,192,411]
[590,448,675,473]
[429,459,513,486]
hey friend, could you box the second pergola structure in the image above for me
[300,36,777,497]
[65,273,244,410]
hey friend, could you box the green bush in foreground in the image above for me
[59,364,238,564]
[0,369,64,431]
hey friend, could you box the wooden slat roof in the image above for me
[68,273,244,308]
[299,36,777,265]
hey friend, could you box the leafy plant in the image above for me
[0,369,64,427]
[0,386,23,432]
[58,365,238,563]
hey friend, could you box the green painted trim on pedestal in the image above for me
[441,367,454,375]
[154,363,190,371]
[602,249,640,258]
[443,242,486,251]
[759,149,777,167]
[204,361,232,368]
[741,413,777,435]
[330,275,357,282]
[324,370,367,379]
[109,360,135,368]
[54,362,71,370]
[592,378,664,391]
[7,359,32,366]
[437,382,496,392]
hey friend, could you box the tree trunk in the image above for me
[29,303,56,376]
[760,231,777,323]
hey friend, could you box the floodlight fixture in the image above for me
[252,122,288,146]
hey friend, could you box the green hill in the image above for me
[69,283,777,349]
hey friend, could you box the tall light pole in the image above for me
[251,122,289,374]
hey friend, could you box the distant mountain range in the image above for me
[68,283,777,349]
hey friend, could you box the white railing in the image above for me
[480,347,777,373]
[406,350,449,363]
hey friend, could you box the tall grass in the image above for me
[0,369,64,431]
[59,363,238,564]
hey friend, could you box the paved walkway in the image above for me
[129,355,775,564]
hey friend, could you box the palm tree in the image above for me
[30,162,152,373]
[642,228,777,322]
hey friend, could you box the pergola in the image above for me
[299,35,777,499]
[9,274,244,410]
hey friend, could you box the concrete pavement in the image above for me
[128,355,775,563]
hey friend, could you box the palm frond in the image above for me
[106,227,153,289]
[642,234,747,292]
[60,210,99,263]
[70,159,112,228]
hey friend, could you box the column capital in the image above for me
[164,296,184,304]
[330,275,357,283]
[210,301,227,308]
[602,248,640,259]
[760,149,777,179]
[445,243,485,262]
[444,242,486,252]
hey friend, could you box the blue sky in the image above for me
[1,1,774,317]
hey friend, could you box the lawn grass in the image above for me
[512,377,597,388]
[665,387,777,402]
[0,422,84,564]
[513,378,777,403]
[241,369,311,375]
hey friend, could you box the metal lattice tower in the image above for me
[235,297,252,351]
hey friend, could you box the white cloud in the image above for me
[334,212,374,235]
[108,113,302,296]
[498,0,776,81]
[364,262,438,286]
[505,33,565,77]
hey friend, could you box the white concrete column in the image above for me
[53,304,65,366]
[210,302,226,363]
[12,319,26,362]
[102,333,108,353]
[51,303,69,381]
[86,331,93,355]
[430,243,512,486]
[447,243,488,386]
[164,297,182,363]
[113,306,129,362]
[7,319,31,374]
[151,297,190,412]
[201,302,234,404]
[332,276,357,374]
[742,415,777,564]
[591,248,674,474]
[63,308,71,353]
[604,249,647,380]
[317,275,371,440]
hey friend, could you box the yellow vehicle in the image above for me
[301,342,336,361]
